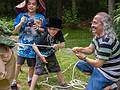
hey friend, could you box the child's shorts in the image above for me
[17,55,36,67]
[35,54,61,75]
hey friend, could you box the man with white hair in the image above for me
[72,12,120,90]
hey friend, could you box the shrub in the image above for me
[62,9,80,24]
[113,3,120,40]
[0,17,14,36]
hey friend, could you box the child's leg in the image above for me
[28,67,34,80]
[30,56,47,90]
[11,56,25,89]
[28,66,34,86]
[12,56,25,83]
[27,58,36,85]
[29,74,39,90]
[14,64,22,81]
[46,55,66,85]
[56,71,65,85]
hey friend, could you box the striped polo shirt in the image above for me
[91,35,120,81]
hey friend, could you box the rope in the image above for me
[15,43,53,48]
[39,61,87,90]
[68,60,87,90]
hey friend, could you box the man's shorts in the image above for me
[35,54,61,75]
[17,55,36,67]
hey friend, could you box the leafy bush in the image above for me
[113,3,120,40]
[0,17,14,36]
[0,17,14,31]
[62,9,80,24]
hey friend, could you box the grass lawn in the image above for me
[16,28,93,90]
[63,28,92,48]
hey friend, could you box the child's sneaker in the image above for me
[11,83,18,90]
[28,80,32,87]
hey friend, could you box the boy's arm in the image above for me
[32,43,41,57]
[52,42,65,49]
[32,43,48,63]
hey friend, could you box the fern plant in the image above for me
[0,20,12,36]
[63,9,80,24]
[113,3,120,40]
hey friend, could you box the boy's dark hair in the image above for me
[46,17,63,29]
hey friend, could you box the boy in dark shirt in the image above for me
[30,17,67,90]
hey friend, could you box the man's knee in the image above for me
[76,60,93,73]
[76,60,85,67]
[76,61,87,71]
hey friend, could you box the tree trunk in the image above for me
[108,0,114,16]
[56,0,63,18]
[72,0,76,18]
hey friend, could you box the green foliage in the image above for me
[0,17,15,47]
[0,17,14,30]
[63,9,80,24]
[0,18,13,36]
[113,3,120,40]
